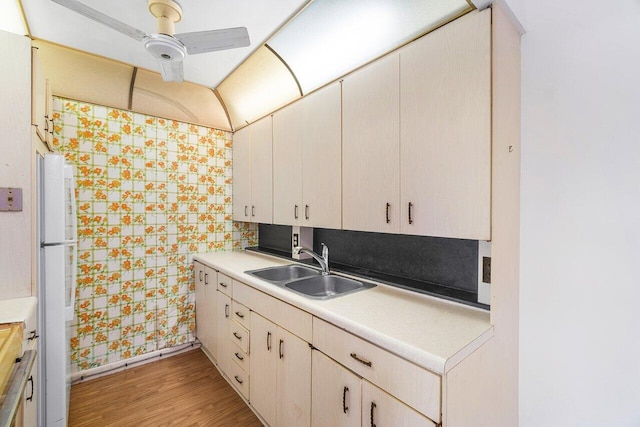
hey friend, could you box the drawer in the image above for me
[226,358,249,400]
[231,342,250,372]
[218,272,233,296]
[229,321,250,354]
[233,279,312,342]
[232,301,250,330]
[313,318,441,423]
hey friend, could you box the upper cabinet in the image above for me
[342,53,400,234]
[32,47,53,149]
[273,82,342,229]
[232,116,273,224]
[400,11,491,240]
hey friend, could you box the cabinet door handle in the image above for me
[26,376,34,402]
[279,339,284,359]
[235,352,244,361]
[370,402,377,427]
[204,273,209,285]
[251,205,255,217]
[294,204,299,219]
[408,202,414,225]
[233,332,242,341]
[305,204,309,220]
[199,270,203,283]
[244,205,248,217]
[267,331,272,351]
[49,118,55,136]
[234,375,243,385]
[235,311,244,319]
[219,282,227,288]
[44,115,49,132]
[386,203,390,224]
[350,352,372,367]
[343,386,349,414]
[225,304,229,318]
[27,330,38,341]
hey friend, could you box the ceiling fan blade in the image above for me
[175,27,250,55]
[159,59,184,82]
[51,0,147,41]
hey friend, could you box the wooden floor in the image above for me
[69,349,262,427]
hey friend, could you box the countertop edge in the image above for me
[0,297,38,325]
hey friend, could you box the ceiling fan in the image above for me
[51,0,251,82]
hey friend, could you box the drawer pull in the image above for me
[370,401,377,427]
[235,311,244,319]
[350,352,372,367]
[408,202,414,225]
[225,304,229,318]
[234,352,244,361]
[386,202,390,224]
[267,332,272,351]
[343,386,349,414]
[27,330,38,341]
[279,339,284,359]
[233,332,242,341]
[234,375,243,385]
[219,282,228,288]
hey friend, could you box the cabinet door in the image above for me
[216,291,232,376]
[301,83,342,229]
[273,101,303,226]
[232,126,252,221]
[362,380,436,427]
[342,53,400,234]
[400,10,491,240]
[194,262,208,348]
[249,115,273,223]
[312,351,361,427]
[204,266,218,359]
[31,47,47,143]
[276,327,311,427]
[250,312,278,426]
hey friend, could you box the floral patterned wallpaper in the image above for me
[52,97,257,373]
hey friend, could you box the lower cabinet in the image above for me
[362,380,436,427]
[216,291,233,377]
[311,350,361,427]
[250,311,311,427]
[194,261,218,359]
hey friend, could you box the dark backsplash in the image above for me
[257,224,480,304]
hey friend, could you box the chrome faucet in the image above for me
[294,243,330,275]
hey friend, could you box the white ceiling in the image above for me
[22,0,309,88]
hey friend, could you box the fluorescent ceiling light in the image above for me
[0,0,27,35]
[268,0,472,93]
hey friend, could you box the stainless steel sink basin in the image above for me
[246,264,321,283]
[285,275,374,300]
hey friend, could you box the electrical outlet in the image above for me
[0,188,23,212]
[292,233,299,247]
[482,257,491,283]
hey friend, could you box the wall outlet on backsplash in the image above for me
[478,240,491,305]
[291,226,313,260]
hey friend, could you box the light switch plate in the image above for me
[0,188,23,211]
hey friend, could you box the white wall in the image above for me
[519,1,640,425]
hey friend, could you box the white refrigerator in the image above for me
[38,153,77,427]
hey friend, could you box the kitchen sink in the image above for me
[246,264,321,283]
[284,275,374,300]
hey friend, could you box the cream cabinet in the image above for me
[311,350,361,427]
[250,311,311,427]
[272,82,341,229]
[362,380,436,427]
[31,47,53,149]
[342,53,400,234]
[399,10,491,240]
[194,261,217,358]
[232,116,273,223]
[215,291,233,377]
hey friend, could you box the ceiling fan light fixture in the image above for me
[144,33,186,62]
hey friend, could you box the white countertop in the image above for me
[194,250,493,374]
[0,297,37,325]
